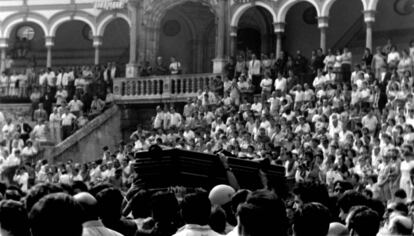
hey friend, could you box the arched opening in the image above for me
[158,1,215,74]
[54,20,94,66]
[8,22,45,69]
[327,0,364,59]
[101,18,130,65]
[284,2,319,58]
[237,6,275,57]
[373,0,414,50]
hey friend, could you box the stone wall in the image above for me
[0,103,32,122]
[47,105,122,164]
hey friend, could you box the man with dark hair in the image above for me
[74,192,123,236]
[293,202,330,236]
[0,200,31,236]
[292,181,330,209]
[136,191,179,236]
[346,206,380,236]
[174,192,221,236]
[238,189,288,236]
[24,183,63,211]
[337,190,368,221]
[29,193,83,236]
[96,188,137,236]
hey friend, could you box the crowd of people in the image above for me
[0,37,414,236]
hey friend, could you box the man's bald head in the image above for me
[74,192,98,222]
[328,222,349,236]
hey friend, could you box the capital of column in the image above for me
[363,10,376,23]
[0,38,8,48]
[93,36,103,47]
[45,36,54,47]
[230,26,237,37]
[274,22,285,33]
[317,16,329,29]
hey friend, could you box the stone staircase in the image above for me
[42,105,122,164]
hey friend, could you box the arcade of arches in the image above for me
[0,0,413,76]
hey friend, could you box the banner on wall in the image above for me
[94,0,128,10]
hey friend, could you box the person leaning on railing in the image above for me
[88,95,105,120]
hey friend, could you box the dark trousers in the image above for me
[341,64,351,84]
[62,125,73,140]
[252,75,262,93]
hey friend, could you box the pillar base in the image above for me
[212,58,227,74]
[126,63,139,78]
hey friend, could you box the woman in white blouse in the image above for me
[387,46,400,68]
[49,107,62,143]
[398,49,413,76]
[372,46,386,80]
[323,48,336,72]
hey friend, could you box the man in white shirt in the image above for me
[328,115,342,139]
[362,110,378,134]
[62,69,71,88]
[183,125,195,143]
[61,108,76,140]
[38,70,48,87]
[68,95,84,117]
[260,73,273,100]
[153,106,164,129]
[55,86,68,106]
[303,83,315,102]
[251,96,262,115]
[110,62,118,80]
[248,54,261,93]
[325,67,336,84]
[2,149,21,172]
[13,166,29,192]
[274,71,287,92]
[169,57,181,75]
[313,68,326,88]
[2,118,15,151]
[169,107,182,128]
[46,68,56,88]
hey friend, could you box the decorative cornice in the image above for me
[45,36,54,47]
[92,35,103,47]
[273,22,285,33]
[230,26,237,36]
[363,10,376,23]
[317,16,329,28]
[0,38,8,48]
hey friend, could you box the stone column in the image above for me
[318,16,329,53]
[93,36,102,65]
[126,0,141,78]
[45,37,54,68]
[0,38,7,73]
[274,22,285,59]
[213,0,228,73]
[230,26,237,58]
[363,10,376,51]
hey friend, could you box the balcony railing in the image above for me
[113,73,221,104]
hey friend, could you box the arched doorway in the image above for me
[284,2,319,58]
[8,22,45,69]
[237,6,275,58]
[101,18,130,65]
[54,20,94,66]
[327,0,364,60]
[158,1,215,74]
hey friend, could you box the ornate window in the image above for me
[16,26,35,40]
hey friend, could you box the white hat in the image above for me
[209,184,235,206]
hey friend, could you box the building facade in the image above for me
[0,0,412,76]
